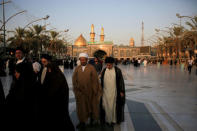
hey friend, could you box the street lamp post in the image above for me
[1,0,26,56]
[0,10,27,30]
[176,13,194,27]
[2,0,6,54]
[176,13,182,27]
[23,15,50,29]
[1,0,11,55]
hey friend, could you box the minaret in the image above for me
[141,21,144,46]
[130,38,135,47]
[100,27,105,42]
[90,24,95,43]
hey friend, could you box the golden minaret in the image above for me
[90,24,95,43]
[130,38,135,47]
[100,27,105,42]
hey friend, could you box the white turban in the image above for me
[33,62,41,72]
[79,53,88,58]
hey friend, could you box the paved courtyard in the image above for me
[1,64,197,131]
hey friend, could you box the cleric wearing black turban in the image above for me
[100,56,125,125]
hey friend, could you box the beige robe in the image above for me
[72,64,102,123]
[102,67,117,123]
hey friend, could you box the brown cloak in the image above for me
[72,64,102,123]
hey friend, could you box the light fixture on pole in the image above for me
[23,15,50,29]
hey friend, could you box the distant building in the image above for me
[67,24,151,60]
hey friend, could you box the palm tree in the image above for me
[185,16,197,31]
[170,26,185,58]
[156,26,184,59]
[40,34,50,52]
[181,30,197,58]
[49,31,59,55]
[50,31,59,40]
[162,36,172,58]
[7,27,26,49]
[6,24,69,58]
[31,24,46,53]
[182,16,197,58]
[24,29,37,55]
[56,39,65,57]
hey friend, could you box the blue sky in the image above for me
[1,0,197,46]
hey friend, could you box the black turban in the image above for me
[105,57,115,63]
[41,54,52,61]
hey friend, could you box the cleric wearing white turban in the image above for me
[72,52,102,128]
[79,53,88,58]
[33,61,41,73]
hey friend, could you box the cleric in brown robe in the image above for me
[72,53,102,129]
[100,56,125,125]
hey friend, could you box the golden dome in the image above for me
[74,34,87,46]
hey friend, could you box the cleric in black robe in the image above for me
[6,47,35,129]
[100,56,125,125]
[38,54,74,130]
[69,59,74,69]
[64,59,69,69]
[8,57,15,75]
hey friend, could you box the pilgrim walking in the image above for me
[38,54,74,130]
[72,53,102,129]
[100,56,125,126]
[5,47,35,129]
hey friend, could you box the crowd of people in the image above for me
[0,47,126,130]
[0,46,196,130]
[1,47,75,130]
[116,57,197,75]
[72,53,125,129]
